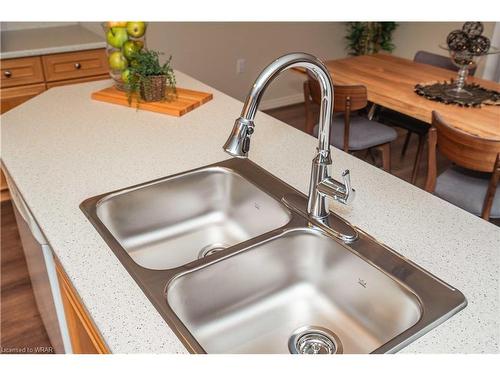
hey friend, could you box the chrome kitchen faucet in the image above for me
[223,53,355,228]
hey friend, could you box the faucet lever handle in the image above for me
[316,169,355,206]
[340,169,354,205]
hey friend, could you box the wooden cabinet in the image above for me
[1,48,107,115]
[42,49,108,83]
[55,260,109,354]
[1,169,10,202]
[1,56,45,88]
[46,74,108,89]
[1,82,46,114]
[1,48,109,201]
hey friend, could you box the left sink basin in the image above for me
[82,164,291,269]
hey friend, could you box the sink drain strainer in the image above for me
[197,243,229,259]
[289,326,343,354]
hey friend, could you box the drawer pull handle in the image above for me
[74,63,82,69]
[4,70,12,78]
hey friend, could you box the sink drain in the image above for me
[289,326,343,354]
[197,243,229,259]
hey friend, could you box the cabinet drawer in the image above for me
[0,83,46,114]
[42,49,108,82]
[1,56,45,88]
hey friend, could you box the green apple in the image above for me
[106,27,128,48]
[126,22,146,38]
[108,51,128,71]
[122,40,143,60]
[121,69,131,83]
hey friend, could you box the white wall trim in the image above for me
[259,93,304,111]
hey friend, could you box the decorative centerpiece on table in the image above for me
[125,49,176,104]
[102,21,147,91]
[414,22,500,107]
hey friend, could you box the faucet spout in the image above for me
[223,53,334,159]
[223,52,354,222]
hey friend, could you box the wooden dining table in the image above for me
[294,53,500,140]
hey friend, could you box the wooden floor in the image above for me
[1,200,53,353]
[0,102,497,353]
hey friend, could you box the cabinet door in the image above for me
[0,83,46,114]
[55,261,109,354]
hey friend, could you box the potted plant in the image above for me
[125,49,176,104]
[345,22,398,56]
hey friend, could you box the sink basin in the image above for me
[166,229,422,354]
[81,158,466,353]
[93,166,291,269]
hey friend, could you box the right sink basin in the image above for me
[167,229,423,354]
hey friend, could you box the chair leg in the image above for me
[411,134,426,185]
[367,103,378,121]
[368,148,377,163]
[402,131,412,157]
[379,143,391,172]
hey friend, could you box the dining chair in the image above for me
[376,50,476,185]
[425,111,500,221]
[304,75,397,172]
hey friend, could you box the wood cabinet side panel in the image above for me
[55,261,109,354]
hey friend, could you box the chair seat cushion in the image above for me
[313,114,398,151]
[435,166,500,218]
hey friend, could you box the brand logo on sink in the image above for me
[358,278,367,288]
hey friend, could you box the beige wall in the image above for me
[82,22,347,107]
[4,22,495,105]
[393,22,494,77]
[81,22,496,105]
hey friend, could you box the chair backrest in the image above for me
[306,73,367,112]
[431,111,500,172]
[426,111,500,220]
[414,50,477,76]
[305,74,369,151]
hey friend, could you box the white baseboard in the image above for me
[259,93,304,111]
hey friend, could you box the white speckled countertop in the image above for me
[0,25,105,59]
[0,73,499,353]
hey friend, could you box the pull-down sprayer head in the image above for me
[223,52,334,159]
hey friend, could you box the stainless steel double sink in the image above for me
[81,158,466,354]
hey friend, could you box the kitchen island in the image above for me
[1,72,499,353]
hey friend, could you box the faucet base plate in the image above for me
[282,193,358,243]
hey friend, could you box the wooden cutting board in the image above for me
[91,86,213,117]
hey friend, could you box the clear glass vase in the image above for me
[440,45,499,99]
[447,49,478,98]
[102,22,147,91]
